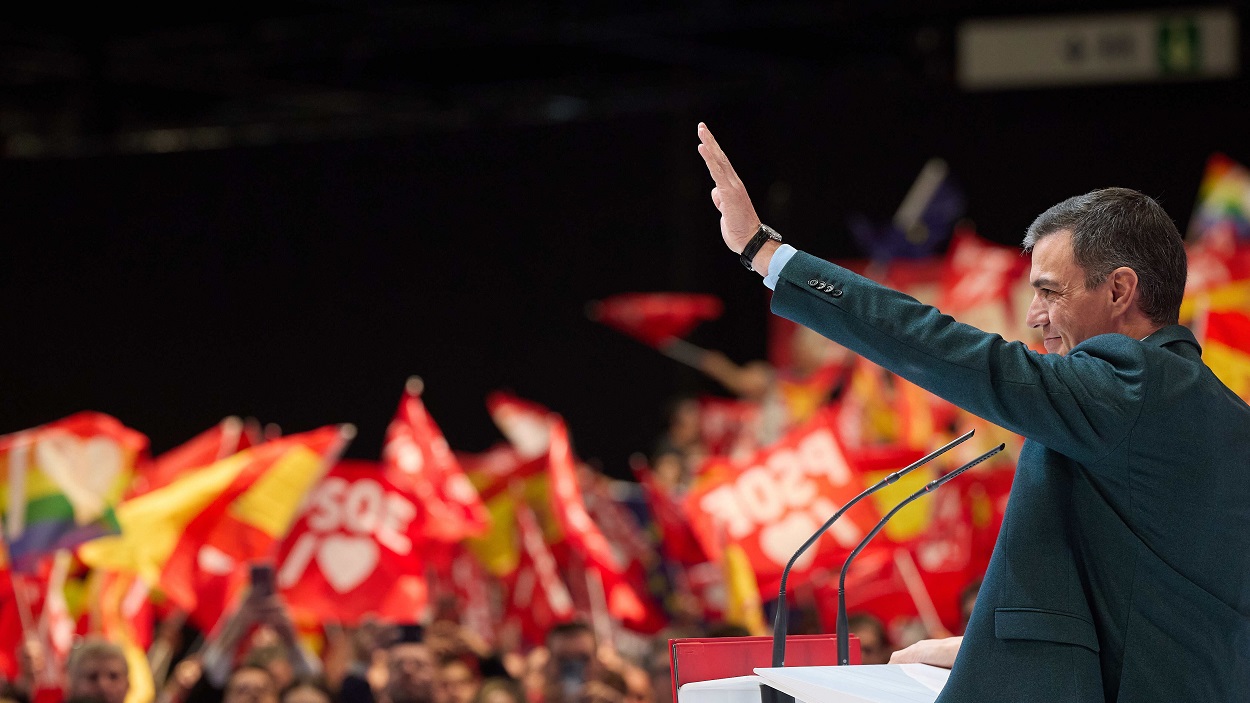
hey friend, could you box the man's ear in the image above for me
[1107,266,1140,316]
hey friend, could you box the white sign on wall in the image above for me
[958,8,1240,90]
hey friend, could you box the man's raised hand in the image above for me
[696,122,763,257]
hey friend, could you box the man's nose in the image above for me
[1026,293,1046,329]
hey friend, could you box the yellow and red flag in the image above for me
[131,416,260,496]
[77,424,352,631]
[1201,309,1250,400]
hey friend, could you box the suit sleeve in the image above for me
[771,251,1147,466]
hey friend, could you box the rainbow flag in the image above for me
[0,412,148,572]
[1188,153,1250,245]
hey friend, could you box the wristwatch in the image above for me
[740,223,783,271]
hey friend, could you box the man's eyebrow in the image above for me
[1032,276,1059,289]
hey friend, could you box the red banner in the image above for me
[277,460,429,625]
[684,408,886,594]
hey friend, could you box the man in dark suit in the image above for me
[696,122,1250,701]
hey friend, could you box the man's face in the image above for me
[69,655,129,703]
[387,643,436,703]
[224,668,277,703]
[546,630,597,700]
[436,660,479,703]
[1027,230,1116,355]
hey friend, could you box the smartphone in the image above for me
[250,561,275,597]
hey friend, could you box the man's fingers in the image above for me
[711,187,722,209]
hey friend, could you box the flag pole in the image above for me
[583,556,613,647]
[658,337,709,370]
[3,436,54,685]
[892,548,951,638]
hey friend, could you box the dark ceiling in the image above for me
[4,1,1240,158]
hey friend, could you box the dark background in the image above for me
[2,2,1248,477]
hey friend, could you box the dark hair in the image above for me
[68,638,128,680]
[845,612,888,644]
[279,677,335,703]
[545,619,594,643]
[1022,187,1187,325]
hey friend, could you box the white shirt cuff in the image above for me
[763,244,798,290]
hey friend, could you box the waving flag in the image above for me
[937,226,1033,343]
[632,458,707,566]
[502,502,575,648]
[486,391,557,459]
[383,378,489,543]
[1201,309,1250,400]
[0,412,148,572]
[276,459,430,625]
[684,408,889,595]
[546,419,666,633]
[1188,152,1250,245]
[587,292,723,349]
[132,416,259,496]
[461,445,550,577]
[78,425,351,630]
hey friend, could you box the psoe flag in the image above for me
[0,412,148,572]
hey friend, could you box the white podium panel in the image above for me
[754,664,948,703]
[676,675,765,703]
[676,664,949,703]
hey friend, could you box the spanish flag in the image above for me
[1202,309,1250,401]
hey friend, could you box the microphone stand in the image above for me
[767,429,975,676]
[835,443,1005,666]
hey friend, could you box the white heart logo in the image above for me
[315,535,379,593]
[758,512,820,570]
[35,432,123,525]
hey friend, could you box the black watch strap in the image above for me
[740,224,783,271]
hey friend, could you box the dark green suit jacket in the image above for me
[772,251,1250,702]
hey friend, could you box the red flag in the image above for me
[383,378,490,542]
[632,460,707,566]
[546,420,666,633]
[0,569,22,680]
[937,227,1033,343]
[276,459,429,625]
[486,391,557,459]
[695,395,761,458]
[502,503,575,648]
[155,425,351,630]
[683,408,888,595]
[587,292,723,348]
[1202,309,1250,400]
[132,416,259,496]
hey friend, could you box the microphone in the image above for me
[835,442,1006,666]
[767,429,975,673]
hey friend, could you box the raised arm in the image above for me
[696,123,780,275]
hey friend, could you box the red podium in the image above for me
[670,634,861,702]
